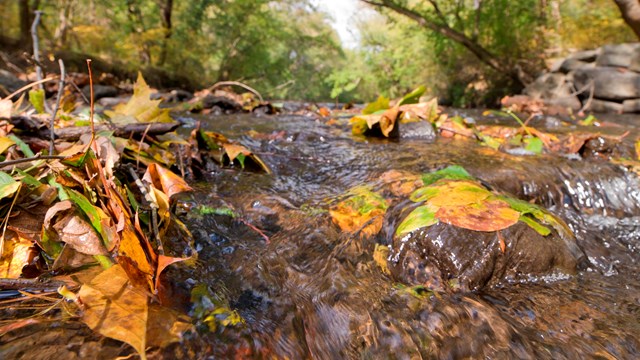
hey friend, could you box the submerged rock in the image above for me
[386,220,583,291]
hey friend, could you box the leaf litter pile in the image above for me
[0,72,268,358]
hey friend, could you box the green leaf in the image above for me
[15,169,42,188]
[519,215,551,236]
[362,95,390,115]
[28,89,46,114]
[524,137,543,154]
[398,86,426,106]
[198,206,236,217]
[8,134,34,157]
[421,165,474,186]
[396,205,438,236]
[0,171,20,200]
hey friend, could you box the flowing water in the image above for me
[171,110,640,359]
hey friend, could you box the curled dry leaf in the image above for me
[143,163,193,199]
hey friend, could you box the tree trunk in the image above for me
[361,0,525,86]
[614,0,640,39]
[19,0,32,45]
[157,0,173,66]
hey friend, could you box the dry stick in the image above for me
[0,184,22,257]
[238,218,270,244]
[0,154,66,168]
[210,81,264,103]
[135,124,152,170]
[1,77,57,101]
[30,10,51,114]
[579,80,595,114]
[49,60,66,155]
[126,165,163,256]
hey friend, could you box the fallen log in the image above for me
[7,115,180,140]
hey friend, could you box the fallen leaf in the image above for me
[0,234,33,278]
[435,198,520,232]
[52,213,108,256]
[154,254,190,291]
[143,163,192,199]
[395,204,438,236]
[373,244,391,275]
[77,264,149,360]
[105,72,173,124]
[28,89,45,114]
[330,186,388,237]
[0,171,21,200]
[0,136,15,154]
[362,95,390,115]
[146,305,192,348]
[0,99,12,119]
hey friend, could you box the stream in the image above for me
[1,109,638,359]
[173,110,640,359]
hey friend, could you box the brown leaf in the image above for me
[143,163,192,199]
[379,106,399,137]
[77,264,149,360]
[0,99,12,119]
[154,254,190,291]
[223,143,252,162]
[117,224,155,292]
[52,213,109,255]
[146,304,192,349]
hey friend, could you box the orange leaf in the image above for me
[223,143,252,162]
[154,255,191,291]
[143,163,192,199]
[435,199,520,232]
[77,264,149,360]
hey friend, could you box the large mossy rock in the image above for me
[573,67,640,101]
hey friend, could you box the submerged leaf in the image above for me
[373,244,391,275]
[330,186,388,237]
[421,165,474,186]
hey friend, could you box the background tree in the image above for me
[613,0,640,39]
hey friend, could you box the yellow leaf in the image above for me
[77,264,149,360]
[0,136,15,155]
[373,244,391,275]
[105,72,173,124]
[0,234,33,278]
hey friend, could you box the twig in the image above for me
[0,154,66,168]
[210,81,264,103]
[50,60,65,155]
[238,218,270,243]
[30,10,52,114]
[30,11,44,90]
[86,59,95,140]
[1,77,57,101]
[136,124,152,170]
[579,81,595,114]
[125,165,163,255]
[0,184,22,257]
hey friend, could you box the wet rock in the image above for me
[544,96,582,111]
[81,84,118,101]
[400,120,436,140]
[97,96,129,107]
[523,73,569,99]
[388,221,582,291]
[595,43,640,68]
[201,94,242,111]
[573,67,640,101]
[587,99,623,113]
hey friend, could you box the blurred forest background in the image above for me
[0,0,637,106]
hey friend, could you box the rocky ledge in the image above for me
[525,43,640,113]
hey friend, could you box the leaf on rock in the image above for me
[421,165,474,186]
[435,199,520,232]
[105,72,173,124]
[330,186,388,237]
[379,170,423,197]
[396,205,438,236]
[397,86,426,106]
[143,163,192,199]
[362,95,390,115]
[399,98,439,123]
[77,264,149,360]
[379,106,399,137]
